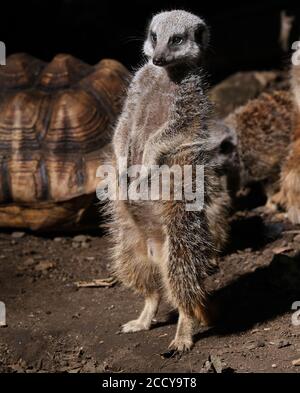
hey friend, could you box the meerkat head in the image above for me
[143,10,209,68]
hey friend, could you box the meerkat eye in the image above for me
[150,32,157,44]
[170,35,184,46]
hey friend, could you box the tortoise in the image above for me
[0,53,130,230]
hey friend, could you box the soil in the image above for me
[1,204,300,373]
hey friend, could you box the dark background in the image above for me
[1,0,300,83]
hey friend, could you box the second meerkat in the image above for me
[110,10,230,351]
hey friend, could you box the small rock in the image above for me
[11,231,25,239]
[293,234,300,243]
[276,339,291,349]
[272,364,277,368]
[292,358,300,366]
[201,355,234,374]
[78,347,84,357]
[54,237,64,243]
[200,360,214,373]
[23,257,36,267]
[68,367,82,373]
[81,360,96,373]
[158,333,168,338]
[35,261,56,272]
[72,242,80,249]
[73,235,91,243]
[81,241,91,249]
[246,341,265,350]
[210,355,224,373]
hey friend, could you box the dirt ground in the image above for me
[1,203,300,373]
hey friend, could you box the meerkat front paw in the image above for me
[121,319,151,333]
[168,337,193,352]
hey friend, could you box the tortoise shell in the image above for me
[0,53,130,229]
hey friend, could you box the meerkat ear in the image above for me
[195,23,210,50]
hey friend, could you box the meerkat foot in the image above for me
[168,309,194,352]
[121,293,160,334]
[122,319,151,333]
[168,337,193,352]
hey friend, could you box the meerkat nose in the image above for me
[153,56,167,66]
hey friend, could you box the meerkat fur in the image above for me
[275,62,300,223]
[107,10,229,352]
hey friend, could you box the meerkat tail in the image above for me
[193,297,219,326]
[163,201,217,324]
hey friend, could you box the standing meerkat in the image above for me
[223,59,300,222]
[108,10,230,352]
[274,62,300,222]
[224,89,293,202]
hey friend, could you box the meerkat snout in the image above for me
[143,10,209,68]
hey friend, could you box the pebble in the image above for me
[81,242,91,249]
[73,235,91,243]
[34,261,56,272]
[11,232,25,239]
[200,355,234,374]
[246,341,265,350]
[54,237,64,243]
[292,358,300,366]
[276,339,291,349]
[23,257,36,267]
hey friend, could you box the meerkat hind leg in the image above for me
[122,293,160,333]
[168,309,194,352]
